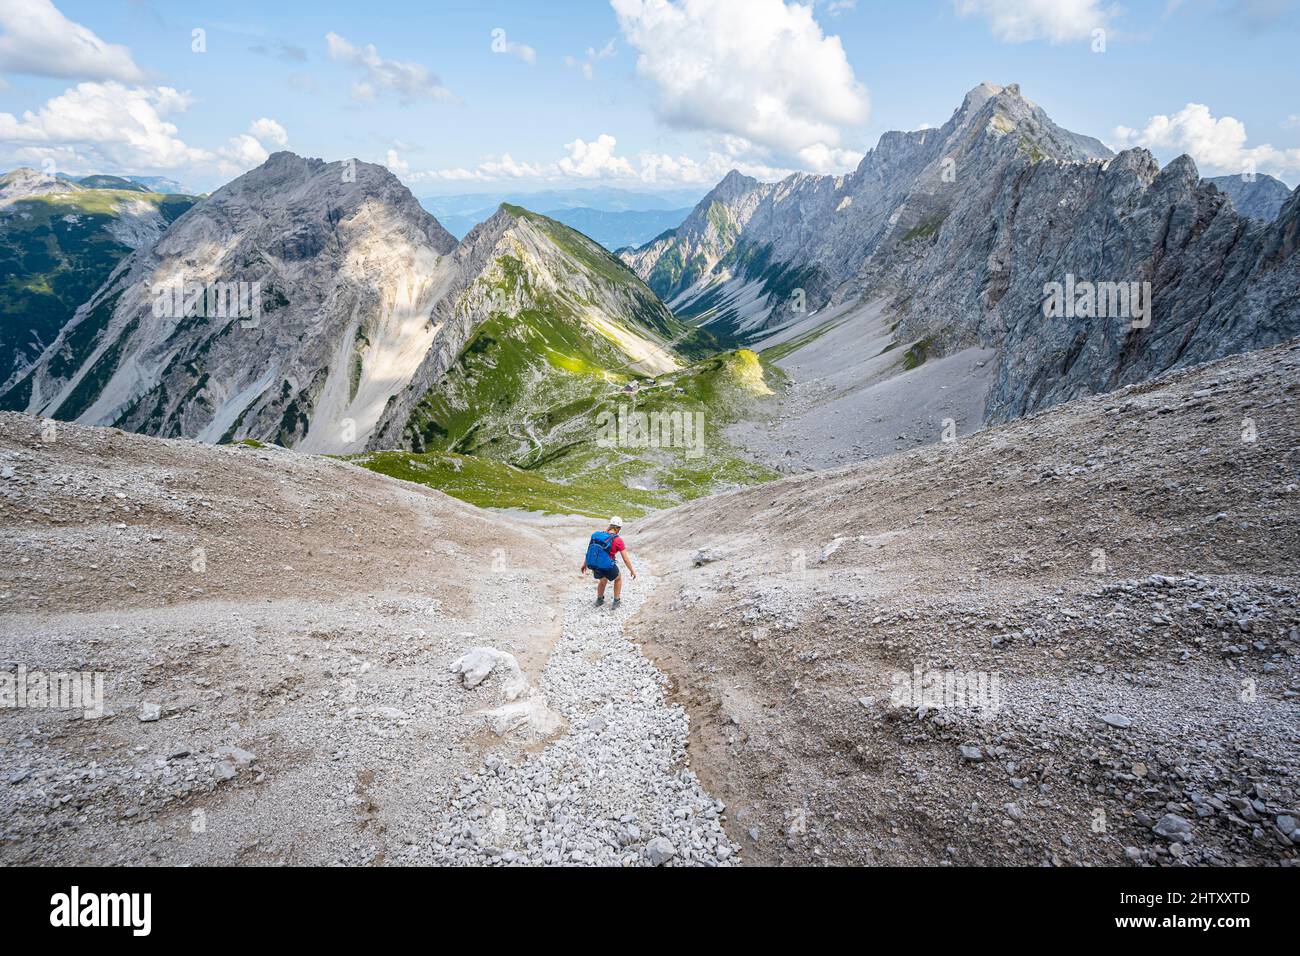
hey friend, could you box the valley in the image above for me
[1,77,1297,869]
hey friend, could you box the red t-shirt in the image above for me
[608,536,625,559]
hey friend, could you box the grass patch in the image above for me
[900,215,946,243]
[901,337,933,371]
[350,449,668,518]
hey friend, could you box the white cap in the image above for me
[609,516,623,528]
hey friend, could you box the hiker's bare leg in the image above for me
[597,578,608,598]
[613,575,623,599]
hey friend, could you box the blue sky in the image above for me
[1,0,1297,194]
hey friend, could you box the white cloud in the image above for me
[1113,103,1300,178]
[637,149,794,185]
[611,0,868,161]
[953,0,1115,43]
[416,132,800,186]
[557,134,636,178]
[1283,114,1300,130]
[0,82,208,171]
[0,77,290,186]
[428,153,550,181]
[249,117,288,147]
[385,149,410,175]
[796,142,864,173]
[325,32,455,103]
[217,118,290,177]
[489,27,536,65]
[0,0,145,82]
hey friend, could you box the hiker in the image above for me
[581,516,636,608]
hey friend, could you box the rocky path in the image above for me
[431,573,739,866]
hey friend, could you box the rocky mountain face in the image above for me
[0,168,197,385]
[623,83,1299,423]
[368,202,686,452]
[1,153,458,452]
[891,148,1300,422]
[1,154,697,458]
[1206,173,1294,222]
[621,83,1112,338]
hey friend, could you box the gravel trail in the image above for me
[432,574,739,866]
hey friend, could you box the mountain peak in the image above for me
[703,169,760,203]
[957,81,1009,117]
[0,166,81,206]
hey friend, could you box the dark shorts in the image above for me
[592,565,620,582]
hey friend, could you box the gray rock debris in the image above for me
[431,578,739,867]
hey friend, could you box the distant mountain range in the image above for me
[420,187,701,249]
[54,172,196,195]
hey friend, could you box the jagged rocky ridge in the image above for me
[622,83,1299,422]
[621,83,1112,337]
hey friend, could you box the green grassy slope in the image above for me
[353,207,782,517]
[354,348,781,518]
[0,189,197,385]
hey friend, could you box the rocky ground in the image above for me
[630,338,1300,866]
[732,298,998,474]
[3,336,1297,867]
[0,419,720,865]
[431,580,737,866]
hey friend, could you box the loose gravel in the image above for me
[432,577,739,866]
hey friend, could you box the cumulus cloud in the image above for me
[217,118,290,177]
[797,142,865,173]
[0,0,145,82]
[248,117,288,147]
[416,132,800,186]
[385,149,410,175]
[611,0,868,161]
[557,134,636,178]
[325,32,455,103]
[489,27,536,65]
[636,149,794,185]
[953,0,1115,42]
[1113,103,1300,178]
[0,82,207,171]
[420,140,623,183]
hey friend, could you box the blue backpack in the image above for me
[585,531,617,571]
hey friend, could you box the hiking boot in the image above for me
[595,595,605,607]
[611,597,621,610]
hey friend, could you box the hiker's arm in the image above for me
[621,551,636,578]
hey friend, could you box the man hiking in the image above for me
[581,516,636,608]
